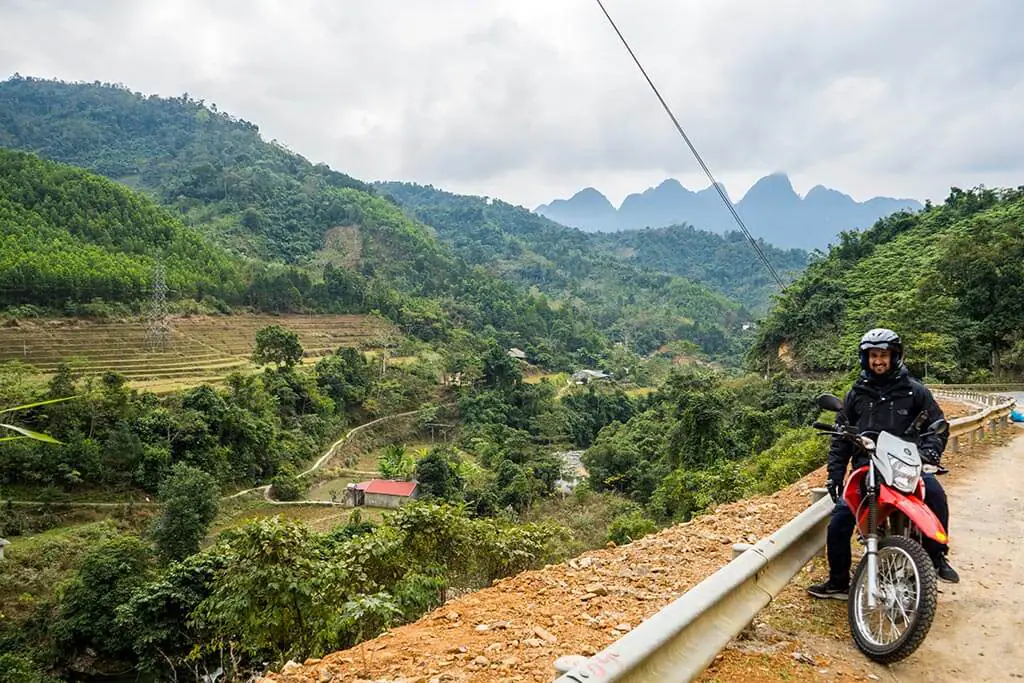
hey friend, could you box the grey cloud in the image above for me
[0,0,1022,207]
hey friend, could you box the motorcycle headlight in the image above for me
[890,456,921,493]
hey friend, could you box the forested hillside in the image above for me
[750,186,1024,381]
[0,76,755,363]
[589,224,808,312]
[377,181,750,356]
[0,147,606,367]
[0,75,370,262]
[0,148,245,307]
[377,182,805,314]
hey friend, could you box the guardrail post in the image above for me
[949,434,960,453]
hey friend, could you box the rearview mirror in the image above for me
[926,419,949,437]
[817,393,844,413]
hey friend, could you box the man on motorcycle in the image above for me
[807,328,960,600]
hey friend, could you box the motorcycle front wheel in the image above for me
[848,535,938,663]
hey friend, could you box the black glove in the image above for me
[920,447,941,466]
[826,479,841,504]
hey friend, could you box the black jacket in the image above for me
[826,365,948,484]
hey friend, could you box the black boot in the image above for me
[934,554,960,583]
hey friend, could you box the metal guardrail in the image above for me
[554,391,1017,683]
[930,383,1024,392]
[933,390,1017,451]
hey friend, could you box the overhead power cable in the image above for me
[592,0,787,291]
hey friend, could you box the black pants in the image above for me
[826,473,950,587]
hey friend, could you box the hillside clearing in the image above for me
[0,313,397,388]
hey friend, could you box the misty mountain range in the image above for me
[535,173,923,250]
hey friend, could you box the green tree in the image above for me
[150,462,220,562]
[414,447,464,501]
[253,325,304,368]
[315,347,373,409]
[192,517,332,663]
[936,218,1024,375]
[52,535,154,658]
[0,654,60,683]
[607,509,658,545]
[335,593,402,674]
[270,462,304,501]
[378,443,415,480]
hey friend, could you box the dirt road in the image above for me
[705,418,1024,683]
[881,427,1024,682]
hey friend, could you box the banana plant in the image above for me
[0,396,78,444]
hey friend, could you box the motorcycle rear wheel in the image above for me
[848,535,938,663]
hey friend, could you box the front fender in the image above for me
[878,485,948,545]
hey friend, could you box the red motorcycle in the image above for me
[814,393,949,663]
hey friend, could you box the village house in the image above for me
[344,479,418,509]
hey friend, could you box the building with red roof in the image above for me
[345,478,419,508]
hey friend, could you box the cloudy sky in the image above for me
[2,0,1022,208]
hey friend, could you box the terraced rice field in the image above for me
[0,314,397,388]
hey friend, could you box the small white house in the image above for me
[0,537,10,561]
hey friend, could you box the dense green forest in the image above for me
[0,148,248,307]
[0,76,758,362]
[582,369,829,521]
[588,224,808,312]
[375,183,805,314]
[750,186,1024,380]
[0,75,371,263]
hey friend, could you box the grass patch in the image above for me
[1,484,155,504]
[207,499,386,539]
[305,472,366,501]
[523,371,568,385]
[0,519,135,621]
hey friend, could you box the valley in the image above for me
[0,73,1021,683]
